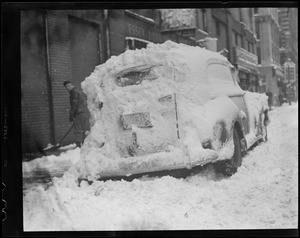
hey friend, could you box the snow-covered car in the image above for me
[77,41,269,181]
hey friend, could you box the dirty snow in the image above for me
[23,102,298,230]
[23,145,80,190]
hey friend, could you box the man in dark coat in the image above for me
[266,91,273,110]
[63,81,90,148]
[278,92,284,106]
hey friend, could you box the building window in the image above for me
[257,47,261,64]
[238,34,242,47]
[135,40,148,50]
[241,35,244,49]
[254,8,258,14]
[126,38,134,50]
[259,75,267,93]
[232,32,236,46]
[202,9,208,32]
[216,20,220,36]
[125,37,150,50]
[239,8,243,22]
[255,21,260,39]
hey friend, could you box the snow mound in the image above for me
[63,41,268,181]
[74,41,234,180]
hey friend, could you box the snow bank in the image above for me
[23,147,80,178]
[23,102,298,231]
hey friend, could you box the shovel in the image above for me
[43,123,75,153]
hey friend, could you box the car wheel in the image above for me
[214,127,242,176]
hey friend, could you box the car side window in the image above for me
[207,63,235,85]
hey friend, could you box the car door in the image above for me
[229,66,250,135]
[207,61,250,135]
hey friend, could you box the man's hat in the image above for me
[63,81,72,86]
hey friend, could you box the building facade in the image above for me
[229,8,259,92]
[255,8,284,106]
[21,10,106,152]
[21,8,276,153]
[108,9,196,55]
[21,9,194,152]
[278,8,298,101]
[159,8,259,92]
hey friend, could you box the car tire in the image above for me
[214,127,242,176]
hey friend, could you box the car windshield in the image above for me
[207,63,235,85]
[115,68,157,87]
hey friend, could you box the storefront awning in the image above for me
[238,65,251,73]
[237,65,259,75]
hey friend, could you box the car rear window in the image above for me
[115,69,157,87]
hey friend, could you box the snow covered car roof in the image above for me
[81,41,231,117]
[82,41,229,88]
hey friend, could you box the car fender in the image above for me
[201,96,240,151]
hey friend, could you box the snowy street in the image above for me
[23,102,298,230]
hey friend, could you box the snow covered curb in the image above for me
[23,146,80,176]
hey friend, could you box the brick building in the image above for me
[21,10,105,152]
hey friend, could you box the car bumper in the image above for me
[98,146,224,179]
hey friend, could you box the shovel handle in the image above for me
[57,123,75,145]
